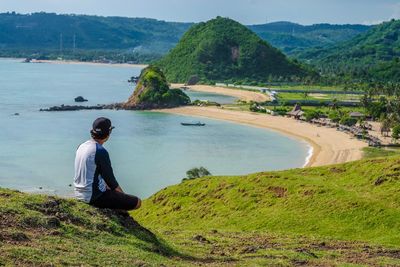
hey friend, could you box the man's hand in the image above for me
[115,186,124,193]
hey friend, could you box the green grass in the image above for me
[276,92,363,102]
[135,156,400,246]
[363,147,400,159]
[269,84,346,91]
[3,155,400,265]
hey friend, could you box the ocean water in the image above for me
[0,58,310,198]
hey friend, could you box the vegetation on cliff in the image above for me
[123,66,190,109]
[156,17,314,84]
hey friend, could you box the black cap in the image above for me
[91,117,115,138]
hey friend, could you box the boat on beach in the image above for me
[181,122,206,126]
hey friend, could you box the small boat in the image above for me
[181,122,206,126]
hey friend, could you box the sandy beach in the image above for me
[32,59,148,68]
[159,106,367,167]
[171,83,269,102]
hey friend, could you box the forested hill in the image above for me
[249,21,370,55]
[297,19,400,82]
[0,12,370,60]
[156,17,313,84]
[0,12,192,54]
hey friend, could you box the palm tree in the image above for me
[380,118,391,137]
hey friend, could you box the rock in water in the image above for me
[74,96,88,102]
[122,66,190,110]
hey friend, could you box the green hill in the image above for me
[156,17,314,84]
[0,12,372,64]
[122,66,190,109]
[3,155,400,265]
[298,19,400,82]
[249,21,370,55]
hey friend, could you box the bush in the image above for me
[392,125,400,142]
[340,116,357,126]
[328,111,341,123]
[304,110,322,122]
[185,167,212,180]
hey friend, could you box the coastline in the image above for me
[171,83,269,102]
[31,59,148,68]
[157,106,367,167]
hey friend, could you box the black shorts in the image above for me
[91,190,140,211]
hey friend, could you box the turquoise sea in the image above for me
[0,58,310,198]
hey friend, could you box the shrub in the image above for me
[185,167,212,180]
[340,116,357,126]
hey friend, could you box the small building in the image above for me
[349,112,365,119]
[287,104,304,119]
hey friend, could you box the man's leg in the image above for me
[91,190,141,210]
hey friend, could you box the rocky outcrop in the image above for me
[40,66,190,112]
[74,96,88,102]
[120,66,190,110]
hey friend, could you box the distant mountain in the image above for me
[296,19,400,81]
[0,12,372,62]
[0,12,192,55]
[249,21,370,55]
[156,17,313,84]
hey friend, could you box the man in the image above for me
[74,117,141,210]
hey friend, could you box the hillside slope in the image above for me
[249,21,370,55]
[157,17,312,84]
[0,188,183,266]
[134,156,400,265]
[297,19,400,81]
[2,156,400,265]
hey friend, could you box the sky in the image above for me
[0,0,399,25]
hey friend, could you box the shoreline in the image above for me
[29,59,148,68]
[171,83,269,102]
[157,106,367,167]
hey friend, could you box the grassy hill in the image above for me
[156,17,313,84]
[297,19,400,82]
[3,155,400,265]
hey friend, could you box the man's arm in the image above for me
[95,149,120,191]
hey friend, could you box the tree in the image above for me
[330,98,340,111]
[185,167,212,180]
[340,116,357,127]
[392,125,400,143]
[380,118,391,137]
[304,110,322,122]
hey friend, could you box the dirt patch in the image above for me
[374,176,387,186]
[0,231,30,244]
[303,190,315,196]
[268,186,287,198]
[24,197,85,227]
[330,167,345,173]
[193,235,211,244]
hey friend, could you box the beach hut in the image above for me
[287,104,304,119]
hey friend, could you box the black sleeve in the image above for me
[95,149,119,190]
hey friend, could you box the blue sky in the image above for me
[1,0,399,25]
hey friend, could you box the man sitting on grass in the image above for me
[74,117,141,211]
